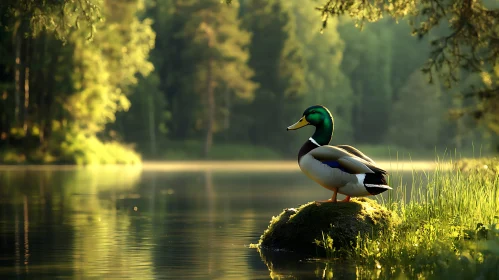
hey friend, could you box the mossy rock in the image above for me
[258,197,399,256]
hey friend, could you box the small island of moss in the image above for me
[256,197,400,257]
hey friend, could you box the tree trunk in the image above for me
[43,41,59,143]
[148,92,157,155]
[39,32,47,144]
[14,20,21,126]
[23,38,30,134]
[200,21,216,158]
[224,87,231,141]
[204,57,215,158]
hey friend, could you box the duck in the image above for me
[286,105,392,204]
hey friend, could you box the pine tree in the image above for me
[339,19,393,144]
[291,1,354,143]
[239,0,306,153]
[175,0,257,157]
[388,70,443,149]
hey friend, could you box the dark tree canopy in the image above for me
[317,0,499,133]
[0,0,497,164]
[226,0,499,134]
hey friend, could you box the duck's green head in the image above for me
[287,105,334,145]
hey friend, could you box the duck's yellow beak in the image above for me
[287,116,309,130]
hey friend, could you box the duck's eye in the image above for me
[310,110,316,114]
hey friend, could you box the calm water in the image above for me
[0,162,435,279]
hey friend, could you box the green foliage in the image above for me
[478,65,499,134]
[1,0,498,163]
[68,0,155,134]
[454,157,499,175]
[315,158,499,278]
[115,71,167,156]
[338,19,394,144]
[0,0,154,165]
[179,0,258,156]
[142,0,256,157]
[291,3,354,143]
[388,70,444,149]
[59,130,141,165]
[235,0,306,153]
[316,0,499,139]
[0,0,102,41]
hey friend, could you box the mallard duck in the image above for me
[287,105,392,204]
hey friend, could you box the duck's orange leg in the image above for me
[315,188,339,205]
[339,196,351,202]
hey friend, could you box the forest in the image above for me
[0,0,498,164]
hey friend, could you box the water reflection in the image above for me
[256,248,359,280]
[0,167,148,278]
[0,163,434,279]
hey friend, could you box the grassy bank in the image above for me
[1,134,141,165]
[316,157,499,279]
[2,136,493,164]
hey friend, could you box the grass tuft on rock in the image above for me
[258,198,400,256]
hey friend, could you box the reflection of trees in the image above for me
[1,169,72,276]
[256,248,359,280]
[0,167,150,278]
[66,167,154,279]
[150,171,265,279]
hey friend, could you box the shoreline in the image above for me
[0,160,453,172]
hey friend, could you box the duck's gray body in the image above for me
[298,138,391,197]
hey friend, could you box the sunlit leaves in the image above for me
[64,0,154,135]
[2,0,102,41]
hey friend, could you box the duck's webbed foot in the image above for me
[339,196,351,203]
[315,198,334,206]
[315,189,339,205]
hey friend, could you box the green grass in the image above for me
[315,157,499,279]
[353,144,493,161]
[454,157,499,175]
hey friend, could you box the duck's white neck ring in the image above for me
[309,137,320,147]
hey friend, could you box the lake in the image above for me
[0,161,446,279]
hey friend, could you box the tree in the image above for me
[108,0,168,157]
[0,0,101,41]
[291,1,354,143]
[239,0,306,153]
[0,0,155,164]
[64,0,155,135]
[226,0,499,146]
[317,0,499,141]
[338,19,393,144]
[175,0,257,157]
[387,70,443,149]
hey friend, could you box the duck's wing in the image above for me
[335,145,376,164]
[308,145,387,175]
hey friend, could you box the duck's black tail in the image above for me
[363,172,392,195]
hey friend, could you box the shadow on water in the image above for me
[0,161,442,279]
